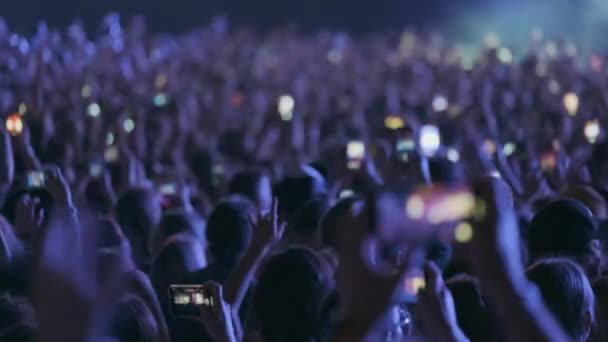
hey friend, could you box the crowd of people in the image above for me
[1,13,608,341]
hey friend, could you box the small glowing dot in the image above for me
[545,41,558,58]
[406,195,425,220]
[106,132,114,146]
[432,95,449,112]
[455,222,473,243]
[585,120,601,144]
[18,103,27,115]
[483,140,497,155]
[497,47,512,64]
[484,32,500,48]
[87,103,101,117]
[552,139,561,151]
[503,143,516,156]
[384,116,405,130]
[81,84,92,98]
[548,79,561,95]
[123,118,135,133]
[447,148,460,162]
[563,92,579,116]
[327,49,343,64]
[405,276,426,296]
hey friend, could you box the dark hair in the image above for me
[0,295,36,341]
[290,196,330,238]
[108,295,158,342]
[274,171,327,221]
[150,234,207,299]
[151,211,206,258]
[527,258,595,340]
[319,197,360,250]
[253,247,334,342]
[446,276,497,342]
[228,170,265,203]
[528,199,600,276]
[206,196,255,263]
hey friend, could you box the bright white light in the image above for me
[432,95,449,112]
[123,118,135,133]
[420,125,441,157]
[447,148,460,162]
[278,95,295,121]
[87,103,101,117]
[503,142,516,156]
[106,132,114,146]
[497,47,512,64]
[585,120,601,143]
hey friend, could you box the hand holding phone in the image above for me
[26,171,46,188]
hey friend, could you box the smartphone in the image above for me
[419,125,441,157]
[540,152,557,172]
[5,114,23,136]
[88,161,104,178]
[404,185,476,225]
[27,171,45,188]
[104,146,119,163]
[347,141,365,170]
[168,284,214,317]
[159,182,179,210]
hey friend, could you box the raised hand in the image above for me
[45,167,74,208]
[249,198,285,252]
[199,282,240,342]
[14,194,44,240]
[416,262,469,342]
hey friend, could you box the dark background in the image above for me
[0,0,486,34]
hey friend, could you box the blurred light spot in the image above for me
[535,63,548,77]
[87,103,101,118]
[503,142,516,156]
[497,47,512,64]
[447,148,460,162]
[123,118,135,133]
[548,79,561,95]
[432,95,449,112]
[455,222,473,243]
[404,275,426,296]
[81,84,92,98]
[18,103,27,115]
[563,92,579,116]
[484,32,500,49]
[472,200,487,221]
[406,195,425,220]
[384,116,405,130]
[483,139,497,155]
[106,132,114,146]
[585,119,601,144]
[420,125,441,157]
[155,74,168,89]
[278,95,294,121]
[327,49,343,64]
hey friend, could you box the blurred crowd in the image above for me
[1,14,608,342]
